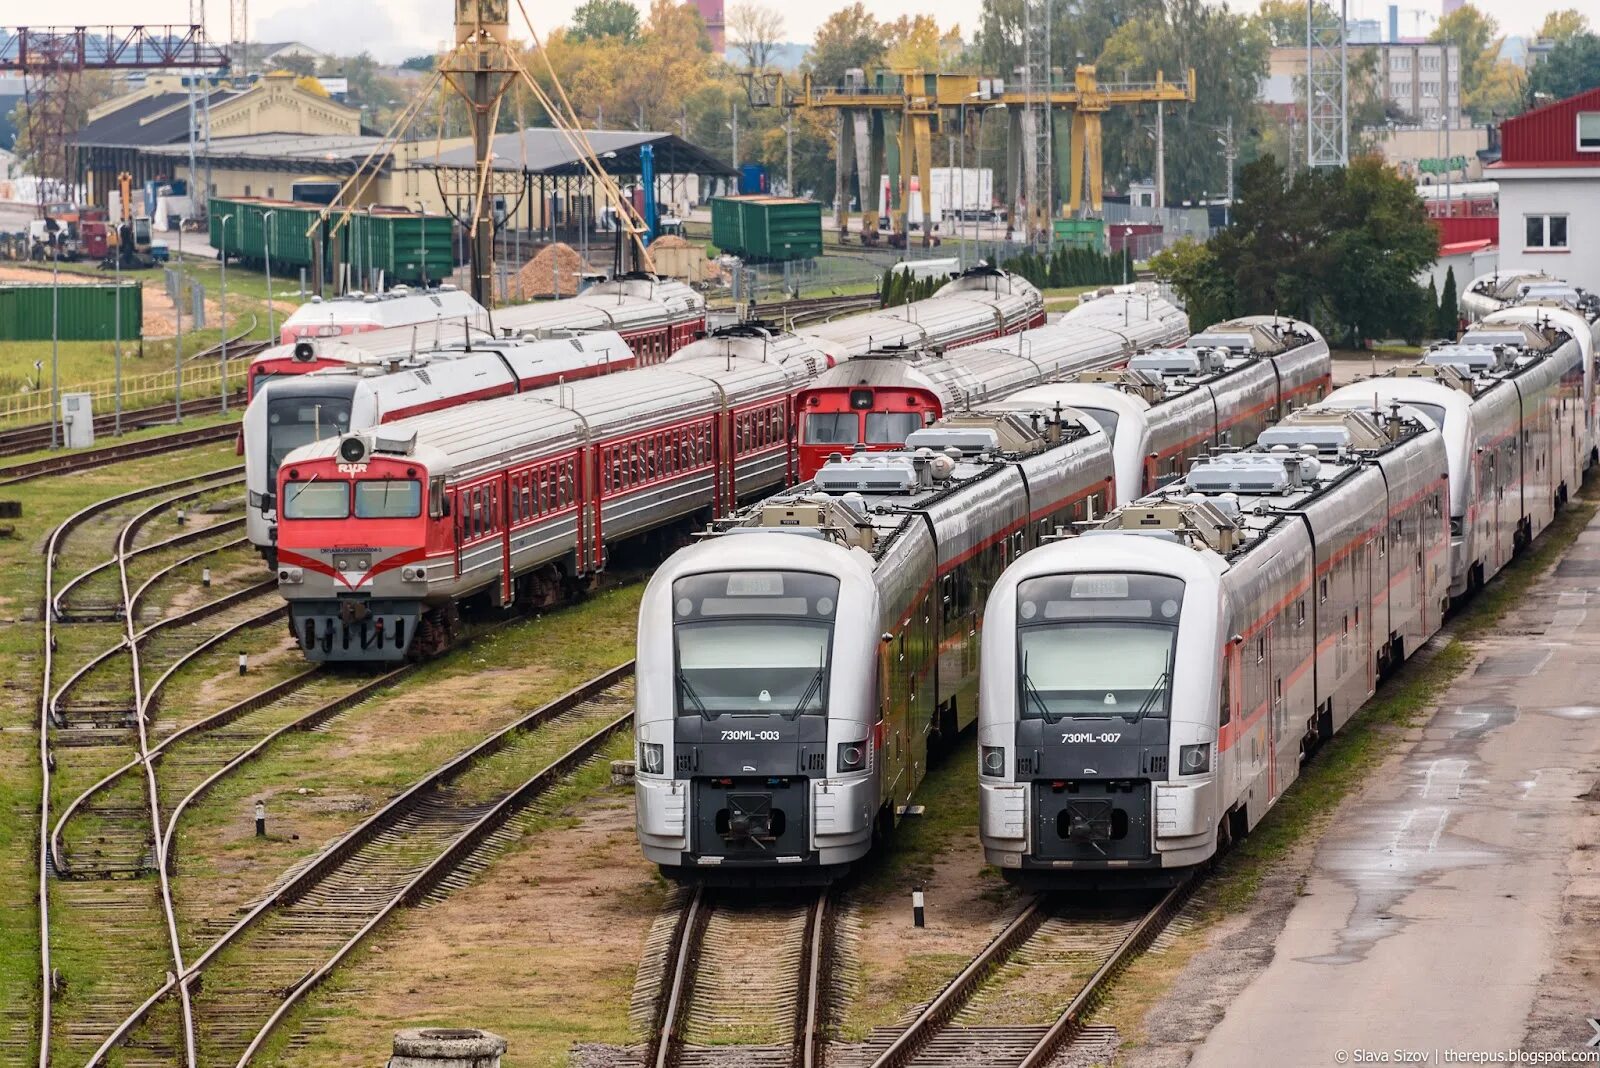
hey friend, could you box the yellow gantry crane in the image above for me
[747,65,1196,244]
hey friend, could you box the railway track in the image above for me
[37,468,259,1066]
[646,887,832,1068]
[91,663,638,1066]
[740,294,881,327]
[845,883,1192,1068]
[0,422,242,485]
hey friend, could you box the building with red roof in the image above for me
[1486,86,1600,290]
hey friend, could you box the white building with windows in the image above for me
[1488,86,1600,291]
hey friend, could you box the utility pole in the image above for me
[1154,102,1165,210]
[785,111,794,195]
[1220,116,1236,226]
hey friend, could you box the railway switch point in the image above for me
[254,799,266,837]
[391,1027,507,1067]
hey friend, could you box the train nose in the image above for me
[723,793,777,842]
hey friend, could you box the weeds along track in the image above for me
[38,467,260,1067]
[0,423,244,485]
[843,884,1192,1068]
[644,887,832,1068]
[90,664,637,1067]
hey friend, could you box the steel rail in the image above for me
[650,886,710,1068]
[796,891,831,1068]
[113,487,200,1067]
[231,674,637,1065]
[866,896,1051,1068]
[1015,880,1192,1068]
[33,466,259,1067]
[88,662,636,1066]
[0,428,242,485]
[50,586,281,875]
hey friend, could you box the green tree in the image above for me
[1430,6,1502,121]
[570,0,642,42]
[973,0,1160,80]
[1151,155,1436,345]
[1526,34,1600,104]
[1253,0,1337,47]
[804,4,885,84]
[399,54,436,72]
[1437,266,1458,338]
[1097,0,1270,202]
[1424,276,1441,337]
[1538,9,1590,41]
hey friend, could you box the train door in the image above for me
[1265,620,1284,803]
[495,480,512,605]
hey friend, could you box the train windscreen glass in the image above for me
[354,480,422,519]
[282,481,350,519]
[806,413,859,445]
[865,411,924,445]
[1072,407,1120,442]
[266,393,354,488]
[672,571,840,718]
[1015,573,1184,720]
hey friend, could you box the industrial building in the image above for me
[1488,85,1600,291]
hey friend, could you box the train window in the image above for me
[1342,614,1349,635]
[282,481,349,519]
[429,476,446,518]
[1219,671,1231,727]
[1014,531,1026,556]
[1319,578,1328,603]
[866,412,924,445]
[1296,601,1306,627]
[1275,678,1283,704]
[1416,550,1423,574]
[806,414,857,446]
[354,480,422,519]
[1378,535,1386,557]
[1256,636,1266,664]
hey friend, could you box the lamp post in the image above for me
[50,240,59,449]
[416,201,429,288]
[113,219,122,435]
[219,213,233,414]
[263,209,277,343]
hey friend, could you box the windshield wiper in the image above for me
[1021,653,1056,721]
[677,671,707,716]
[790,667,825,717]
[1134,671,1169,721]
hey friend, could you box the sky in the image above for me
[33,0,1583,64]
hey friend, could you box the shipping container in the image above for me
[210,197,456,287]
[710,195,822,263]
[0,281,143,341]
[1052,217,1106,251]
[929,167,995,217]
[739,164,769,195]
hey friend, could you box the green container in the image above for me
[346,211,455,286]
[1052,218,1106,252]
[0,282,143,341]
[209,196,325,273]
[710,195,822,263]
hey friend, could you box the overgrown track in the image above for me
[0,424,242,485]
[648,887,833,1068]
[92,663,638,1066]
[852,882,1192,1068]
[37,467,256,1067]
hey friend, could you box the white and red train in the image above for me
[978,313,1588,884]
[270,268,1047,660]
[246,274,707,399]
[276,285,488,345]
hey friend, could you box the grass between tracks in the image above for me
[0,440,243,1061]
[169,584,645,956]
[1093,479,1600,1055]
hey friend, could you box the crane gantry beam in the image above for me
[0,25,229,71]
[748,64,1195,244]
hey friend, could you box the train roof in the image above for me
[701,410,1094,562]
[281,285,485,330]
[667,321,843,368]
[279,352,803,480]
[1084,406,1436,564]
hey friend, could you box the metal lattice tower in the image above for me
[1017,0,1053,240]
[230,0,248,73]
[1306,0,1349,167]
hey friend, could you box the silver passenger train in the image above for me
[977,310,1590,882]
[978,405,1452,883]
[1320,316,1587,596]
[634,411,1118,881]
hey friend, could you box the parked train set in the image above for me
[251,266,1050,573]
[632,297,1597,884]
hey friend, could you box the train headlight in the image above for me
[640,742,665,775]
[1450,517,1464,537]
[1179,743,1211,776]
[837,741,866,773]
[980,745,1006,778]
[401,565,428,582]
[277,566,303,585]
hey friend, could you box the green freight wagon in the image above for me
[346,210,455,287]
[1052,217,1106,252]
[210,197,455,287]
[0,281,143,341]
[710,195,822,263]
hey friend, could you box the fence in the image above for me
[0,359,248,428]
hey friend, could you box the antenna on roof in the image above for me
[411,323,419,360]
[463,316,472,351]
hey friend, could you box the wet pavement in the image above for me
[1188,519,1600,1067]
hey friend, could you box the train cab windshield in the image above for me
[671,571,840,718]
[282,480,351,519]
[1014,572,1185,720]
[266,392,354,500]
